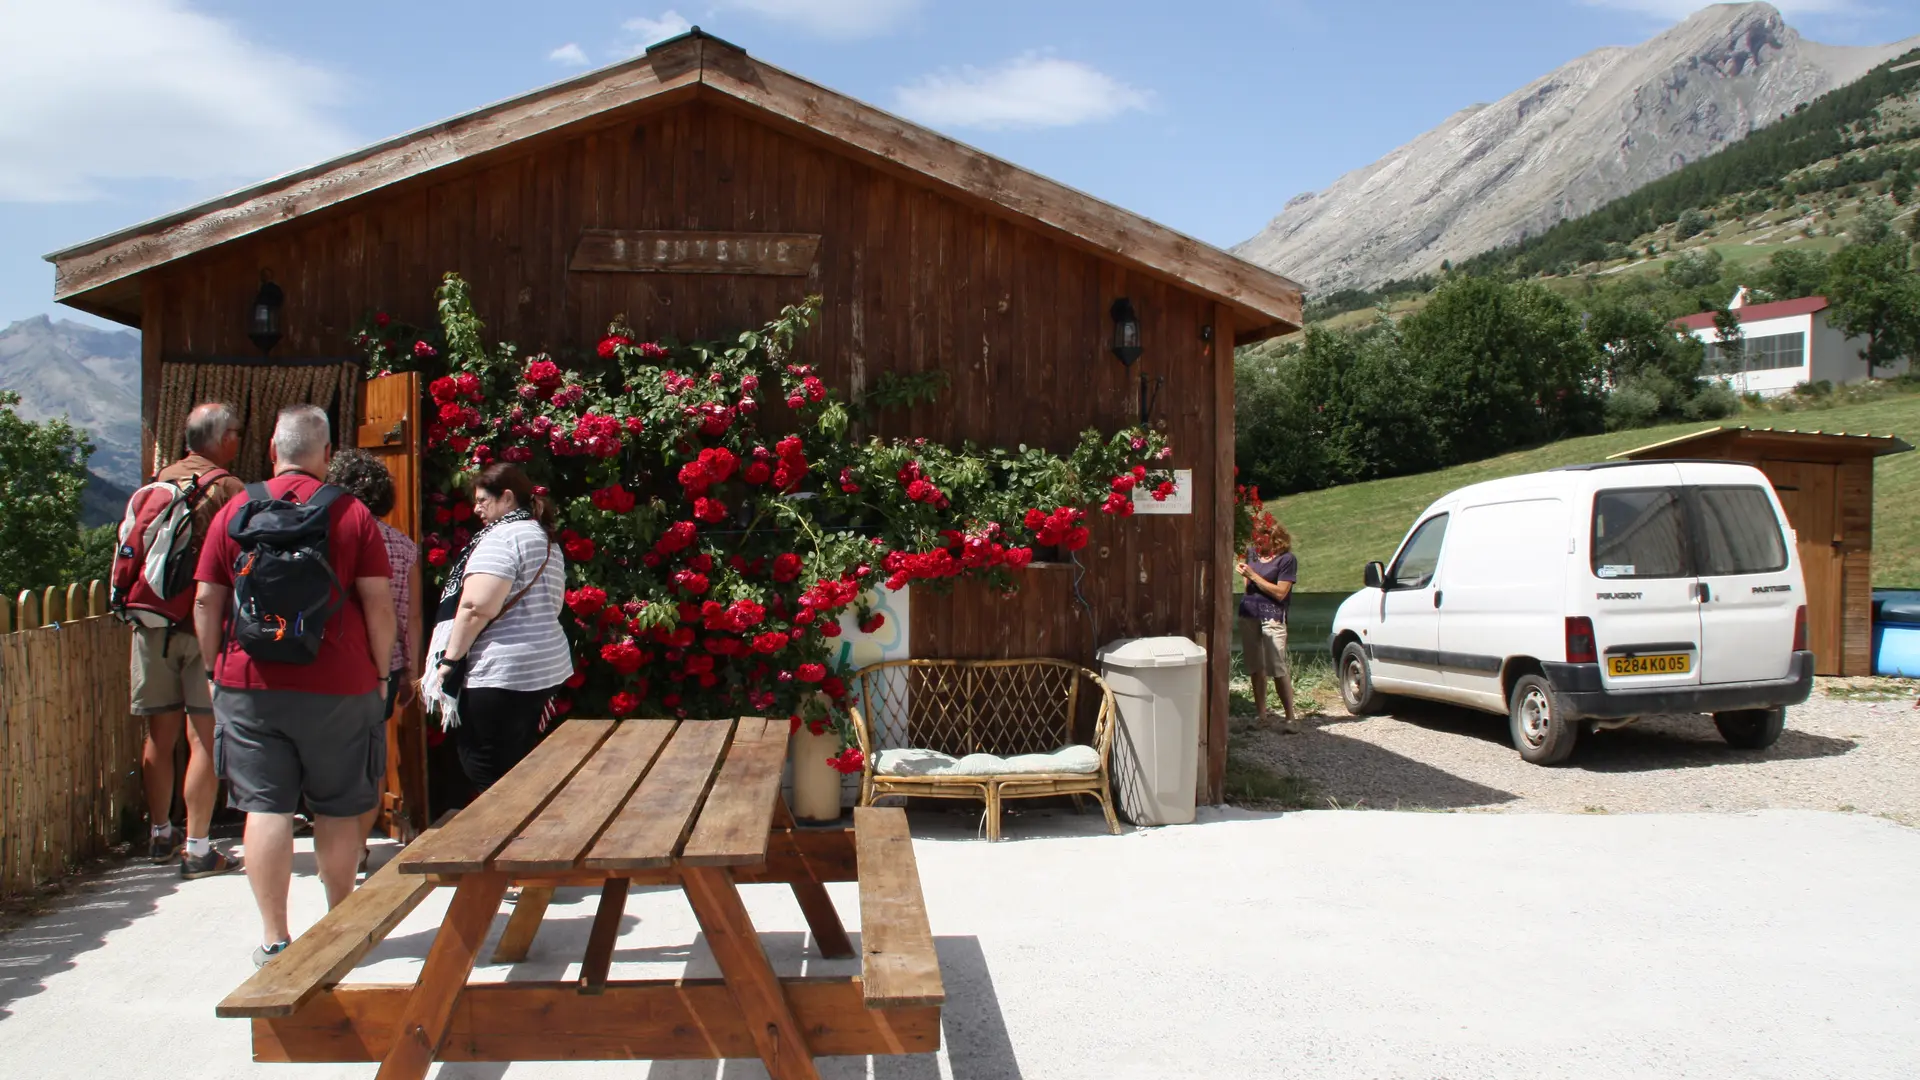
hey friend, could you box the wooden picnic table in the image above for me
[215,717,944,1080]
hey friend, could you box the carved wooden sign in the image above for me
[569,229,821,276]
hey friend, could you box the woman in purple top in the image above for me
[1236,516,1298,731]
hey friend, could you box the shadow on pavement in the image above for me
[1322,699,1858,773]
[0,858,180,1020]
[1240,715,1521,810]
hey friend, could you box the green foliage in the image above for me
[1235,277,1604,495]
[1398,277,1604,461]
[0,392,94,599]
[1664,247,1725,289]
[1753,248,1830,301]
[1675,208,1712,241]
[1823,241,1920,377]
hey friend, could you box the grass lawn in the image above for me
[1267,388,1920,594]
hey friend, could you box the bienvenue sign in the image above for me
[569,229,822,276]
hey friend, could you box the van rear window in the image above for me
[1691,486,1787,576]
[1591,488,1688,579]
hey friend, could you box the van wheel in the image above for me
[1339,642,1384,715]
[1714,708,1785,750]
[1509,674,1578,765]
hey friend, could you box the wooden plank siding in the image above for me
[141,101,1233,765]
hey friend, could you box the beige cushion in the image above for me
[874,744,1099,777]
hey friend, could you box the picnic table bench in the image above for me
[216,717,943,1080]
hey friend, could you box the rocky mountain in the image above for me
[1235,3,1920,294]
[0,315,140,524]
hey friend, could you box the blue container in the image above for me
[1874,589,1920,626]
[1874,624,1920,678]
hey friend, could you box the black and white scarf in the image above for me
[421,506,532,730]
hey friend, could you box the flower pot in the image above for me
[790,724,845,824]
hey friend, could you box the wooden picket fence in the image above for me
[0,579,143,897]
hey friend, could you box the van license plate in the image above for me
[1607,653,1691,676]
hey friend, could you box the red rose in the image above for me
[609,692,639,716]
[822,675,847,699]
[687,553,714,573]
[859,613,885,634]
[564,669,587,689]
[906,479,936,503]
[454,373,481,401]
[563,532,596,561]
[413,340,438,358]
[752,631,788,654]
[426,548,449,567]
[827,747,866,775]
[429,376,458,403]
[601,642,647,675]
[674,571,710,595]
[452,502,474,522]
[727,599,766,628]
[598,335,632,359]
[772,553,803,583]
[374,311,391,328]
[796,663,827,683]
[743,462,771,485]
[565,586,608,617]
[694,497,728,523]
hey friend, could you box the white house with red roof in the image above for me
[1672,291,1909,398]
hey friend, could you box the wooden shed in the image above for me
[1611,425,1913,676]
[45,30,1302,806]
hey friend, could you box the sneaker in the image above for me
[291,813,313,837]
[252,940,291,969]
[180,848,242,880]
[147,832,180,864]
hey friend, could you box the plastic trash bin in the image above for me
[1097,636,1207,826]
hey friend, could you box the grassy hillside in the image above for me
[1269,390,1920,593]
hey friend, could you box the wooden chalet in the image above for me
[47,30,1303,807]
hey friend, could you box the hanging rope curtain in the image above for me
[154,358,360,482]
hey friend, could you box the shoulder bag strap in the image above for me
[494,540,554,622]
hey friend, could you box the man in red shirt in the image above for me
[194,404,396,967]
[129,402,247,876]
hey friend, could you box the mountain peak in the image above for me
[1234,5,1916,294]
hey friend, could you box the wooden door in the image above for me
[356,373,428,839]
[1761,460,1842,675]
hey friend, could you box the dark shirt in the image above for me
[1238,549,1297,623]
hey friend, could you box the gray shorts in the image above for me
[213,687,385,817]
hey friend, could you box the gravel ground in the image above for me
[1234,681,1920,824]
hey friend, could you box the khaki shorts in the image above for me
[131,628,213,716]
[1238,617,1292,681]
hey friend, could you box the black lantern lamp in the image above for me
[248,270,284,355]
[1109,297,1142,367]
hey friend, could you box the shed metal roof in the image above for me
[1608,425,1915,461]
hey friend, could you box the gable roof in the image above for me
[46,30,1302,342]
[1672,296,1829,332]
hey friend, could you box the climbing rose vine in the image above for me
[360,274,1177,768]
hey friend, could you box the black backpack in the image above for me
[226,481,347,664]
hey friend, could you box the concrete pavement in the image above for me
[1,807,1916,1079]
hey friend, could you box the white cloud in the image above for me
[624,11,694,48]
[548,42,591,66]
[1578,0,1868,18]
[893,54,1152,131]
[0,0,354,203]
[723,0,919,39]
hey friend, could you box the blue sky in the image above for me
[3,0,1915,330]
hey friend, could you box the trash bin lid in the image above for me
[1097,636,1208,669]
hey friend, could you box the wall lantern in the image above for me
[1109,298,1142,367]
[248,270,285,355]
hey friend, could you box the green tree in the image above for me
[1400,277,1603,463]
[0,391,94,599]
[1665,247,1726,290]
[1676,208,1712,240]
[1852,201,1896,246]
[1824,241,1920,378]
[1711,305,1746,377]
[1755,248,1830,300]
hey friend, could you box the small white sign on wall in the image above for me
[1132,469,1193,515]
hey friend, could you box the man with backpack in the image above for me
[117,402,247,877]
[193,404,396,967]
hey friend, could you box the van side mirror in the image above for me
[1363,562,1385,590]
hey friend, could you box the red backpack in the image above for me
[109,469,229,629]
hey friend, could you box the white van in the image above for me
[1329,461,1814,764]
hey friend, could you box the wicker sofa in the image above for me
[847,658,1121,842]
